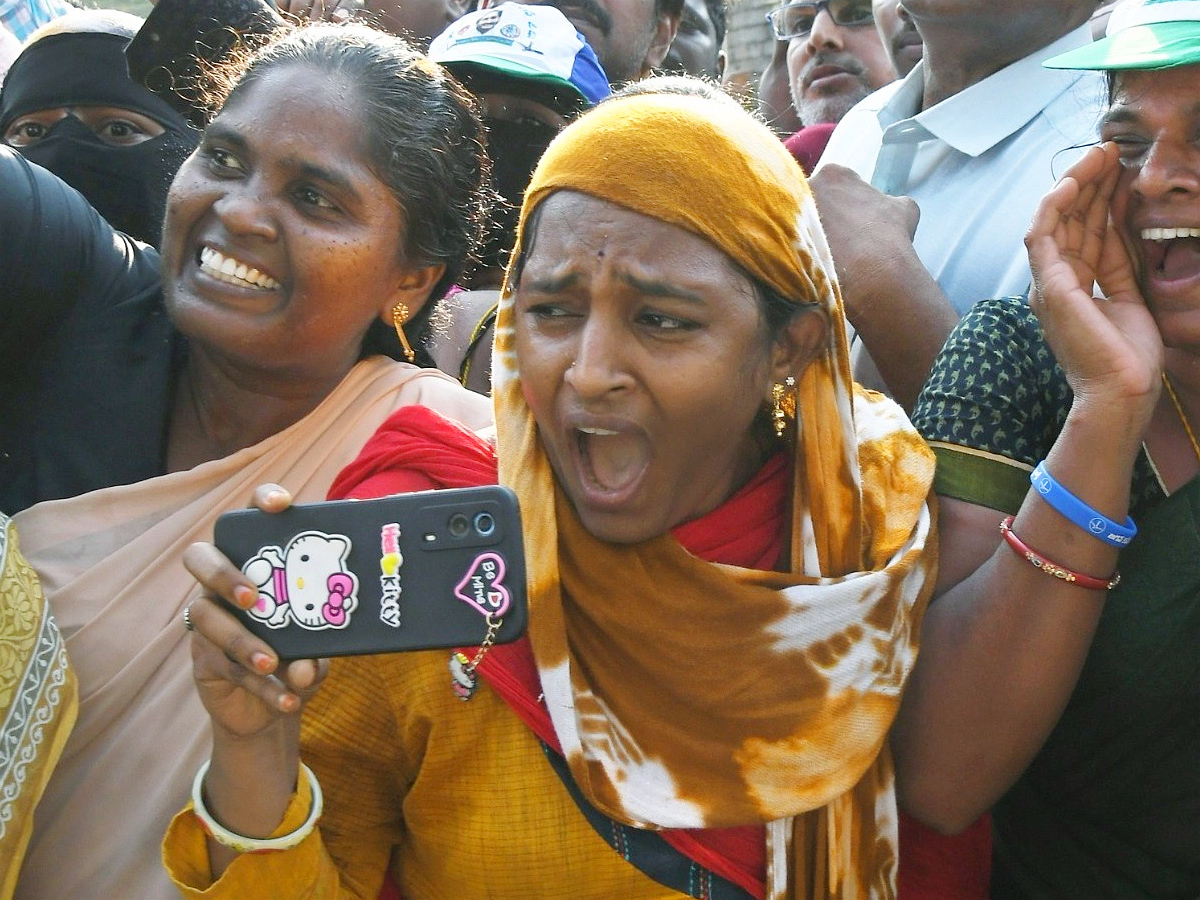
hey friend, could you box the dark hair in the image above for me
[211,24,492,363]
[655,0,686,24]
[126,0,286,130]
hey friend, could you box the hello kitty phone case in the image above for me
[213,486,527,660]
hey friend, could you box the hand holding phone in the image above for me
[213,486,527,660]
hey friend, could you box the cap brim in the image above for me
[1045,21,1200,70]
[441,58,588,110]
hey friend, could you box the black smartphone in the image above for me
[213,486,527,660]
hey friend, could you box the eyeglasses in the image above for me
[765,0,875,40]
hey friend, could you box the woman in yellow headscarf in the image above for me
[165,81,937,900]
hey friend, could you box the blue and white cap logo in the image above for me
[430,3,610,106]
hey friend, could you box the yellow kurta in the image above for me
[164,649,695,899]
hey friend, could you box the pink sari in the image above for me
[11,359,491,900]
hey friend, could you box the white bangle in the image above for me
[191,759,323,854]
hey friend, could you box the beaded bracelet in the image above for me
[191,760,323,854]
[1030,461,1136,547]
[999,517,1121,591]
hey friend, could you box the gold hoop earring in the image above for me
[771,376,796,439]
[392,302,415,364]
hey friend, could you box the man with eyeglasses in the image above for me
[767,0,893,128]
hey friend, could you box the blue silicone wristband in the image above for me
[1030,461,1136,547]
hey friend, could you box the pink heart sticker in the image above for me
[454,552,511,618]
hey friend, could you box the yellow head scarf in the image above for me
[493,88,937,899]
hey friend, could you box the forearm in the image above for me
[166,717,395,900]
[0,147,156,379]
[846,254,959,412]
[893,399,1144,830]
[165,783,352,900]
[203,725,301,876]
[809,164,957,409]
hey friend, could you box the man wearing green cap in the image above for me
[425,3,611,391]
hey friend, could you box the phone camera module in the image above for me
[448,512,471,538]
[473,511,496,537]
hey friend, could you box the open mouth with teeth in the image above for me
[575,427,650,497]
[198,246,281,291]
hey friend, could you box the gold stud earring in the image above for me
[392,302,415,364]
[771,376,796,439]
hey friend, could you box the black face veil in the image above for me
[0,31,198,247]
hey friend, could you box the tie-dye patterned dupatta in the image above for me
[493,92,938,900]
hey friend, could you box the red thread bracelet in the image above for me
[999,517,1121,591]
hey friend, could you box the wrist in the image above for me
[193,760,322,854]
[838,256,904,327]
[1029,461,1136,547]
[206,727,299,840]
[1063,394,1154,457]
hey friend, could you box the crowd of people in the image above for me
[0,0,1196,898]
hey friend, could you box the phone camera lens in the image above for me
[474,512,496,537]
[448,513,470,538]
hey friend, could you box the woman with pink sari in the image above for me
[3,24,492,899]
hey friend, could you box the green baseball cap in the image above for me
[1045,0,1200,70]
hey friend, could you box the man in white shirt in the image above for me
[812,0,1105,402]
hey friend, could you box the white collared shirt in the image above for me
[817,25,1107,315]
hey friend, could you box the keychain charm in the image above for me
[449,651,479,701]
[448,613,502,701]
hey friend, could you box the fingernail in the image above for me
[265,491,286,505]
[233,585,256,607]
[279,694,299,713]
[252,652,275,673]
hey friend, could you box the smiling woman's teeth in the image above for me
[198,246,280,290]
[579,427,619,436]
[1142,226,1200,241]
